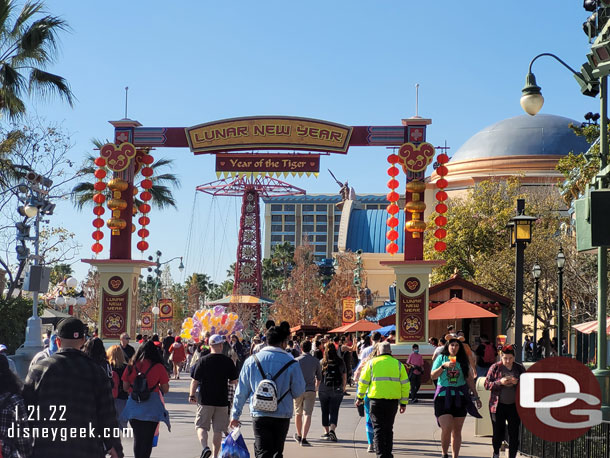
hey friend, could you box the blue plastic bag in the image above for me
[221,427,250,458]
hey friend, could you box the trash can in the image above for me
[474,376,492,437]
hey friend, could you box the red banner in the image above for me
[159,299,173,321]
[141,312,153,331]
[342,297,356,325]
[398,290,426,342]
[101,290,128,339]
[216,154,320,173]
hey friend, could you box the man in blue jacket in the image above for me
[230,321,305,458]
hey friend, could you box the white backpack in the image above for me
[252,354,296,412]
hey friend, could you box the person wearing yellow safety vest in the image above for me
[356,341,409,458]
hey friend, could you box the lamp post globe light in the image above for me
[508,199,537,363]
[531,262,541,360]
[151,305,160,334]
[556,247,565,357]
[520,42,610,419]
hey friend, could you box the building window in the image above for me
[334,225,340,233]
[334,235,339,242]
[284,204,295,211]
[284,235,295,242]
[334,214,342,222]
[316,215,327,222]
[271,235,282,242]
[316,224,326,232]
[316,204,327,211]
[284,215,295,222]
[450,289,463,299]
[303,215,314,223]
[303,204,314,211]
[316,235,327,242]
[284,225,295,232]
[271,215,282,222]
[303,225,314,232]
[271,204,282,212]
[333,244,338,252]
[271,225,283,232]
[366,204,380,210]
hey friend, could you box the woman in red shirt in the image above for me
[121,341,170,458]
[169,336,186,379]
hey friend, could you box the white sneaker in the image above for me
[367,444,375,453]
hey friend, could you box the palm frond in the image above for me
[10,2,45,37]
[152,172,180,188]
[28,68,74,106]
[148,184,177,210]
[151,157,173,168]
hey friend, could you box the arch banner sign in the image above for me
[215,153,320,178]
[186,116,353,154]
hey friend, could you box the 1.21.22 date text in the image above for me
[16,405,67,422]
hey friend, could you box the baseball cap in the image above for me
[0,344,7,352]
[209,334,224,346]
[57,317,86,339]
[120,332,131,339]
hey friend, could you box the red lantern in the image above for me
[137,240,149,251]
[92,243,103,253]
[436,178,448,189]
[140,191,152,201]
[386,229,399,241]
[387,203,399,214]
[387,154,399,165]
[93,218,104,228]
[139,203,151,213]
[138,228,150,238]
[92,230,104,240]
[437,153,449,164]
[386,191,400,202]
[434,228,447,239]
[93,181,106,191]
[436,191,448,201]
[387,216,399,227]
[93,206,105,216]
[141,179,153,189]
[435,203,448,214]
[94,169,107,179]
[386,242,399,254]
[387,166,399,177]
[141,167,153,177]
[434,241,447,252]
[93,193,105,204]
[139,216,150,226]
[142,154,154,165]
[435,216,447,226]
[436,165,448,176]
[387,179,399,189]
[94,157,106,167]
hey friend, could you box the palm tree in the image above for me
[0,0,74,119]
[71,145,180,210]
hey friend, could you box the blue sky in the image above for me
[29,1,599,284]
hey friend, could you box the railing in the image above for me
[519,422,610,457]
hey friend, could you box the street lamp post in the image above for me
[532,262,541,360]
[520,50,610,419]
[146,250,184,334]
[556,247,566,356]
[508,198,537,364]
[151,305,160,334]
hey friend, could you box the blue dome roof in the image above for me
[450,114,590,163]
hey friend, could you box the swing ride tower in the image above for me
[196,175,305,298]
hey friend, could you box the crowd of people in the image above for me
[0,318,528,458]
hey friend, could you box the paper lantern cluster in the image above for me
[91,157,107,254]
[385,153,400,255]
[433,152,450,252]
[136,152,154,252]
[180,306,245,342]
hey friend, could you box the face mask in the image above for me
[414,349,419,353]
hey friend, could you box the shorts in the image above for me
[434,394,467,418]
[294,391,316,416]
[195,404,230,432]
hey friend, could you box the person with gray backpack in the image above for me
[230,321,305,458]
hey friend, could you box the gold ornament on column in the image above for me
[405,180,426,238]
[106,178,128,235]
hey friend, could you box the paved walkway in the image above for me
[120,376,510,458]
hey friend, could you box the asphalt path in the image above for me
[118,374,514,458]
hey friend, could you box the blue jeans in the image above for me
[319,389,344,427]
[364,396,373,445]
